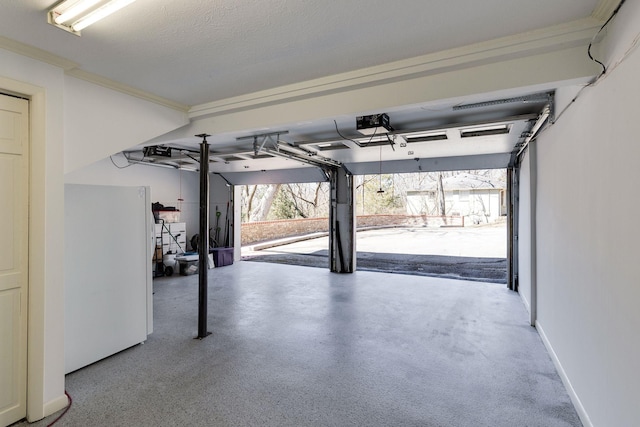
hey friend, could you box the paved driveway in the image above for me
[242,225,507,283]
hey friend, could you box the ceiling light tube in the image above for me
[71,0,137,31]
[54,0,103,24]
[405,132,448,143]
[460,124,510,138]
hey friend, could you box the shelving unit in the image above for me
[155,222,187,255]
[152,221,187,277]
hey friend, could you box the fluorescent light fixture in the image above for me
[48,0,137,34]
[405,132,448,143]
[460,124,511,138]
[73,0,136,31]
[54,0,102,24]
[355,134,393,146]
[314,142,350,151]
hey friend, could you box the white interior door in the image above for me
[0,93,29,426]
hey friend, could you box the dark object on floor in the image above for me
[210,247,234,267]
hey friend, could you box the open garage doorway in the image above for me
[240,182,331,267]
[354,169,507,282]
[241,169,508,283]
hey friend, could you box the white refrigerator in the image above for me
[64,184,153,374]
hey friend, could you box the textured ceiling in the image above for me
[1,0,602,106]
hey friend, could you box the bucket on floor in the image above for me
[175,253,199,275]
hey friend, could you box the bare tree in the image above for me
[240,169,506,222]
[244,185,258,222]
[251,184,281,221]
[436,172,446,218]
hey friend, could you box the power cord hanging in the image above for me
[546,0,629,128]
[333,120,379,146]
[587,0,627,78]
[377,145,384,194]
[47,391,72,426]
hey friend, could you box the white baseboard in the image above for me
[520,291,531,314]
[536,321,593,427]
[41,393,69,419]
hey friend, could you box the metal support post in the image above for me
[196,133,211,339]
[507,167,515,290]
[329,168,355,273]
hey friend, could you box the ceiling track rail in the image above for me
[239,130,343,171]
[122,151,200,171]
[122,136,343,174]
[509,104,552,167]
[453,92,554,111]
[262,143,342,170]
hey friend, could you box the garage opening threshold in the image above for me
[242,227,507,284]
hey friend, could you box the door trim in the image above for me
[0,76,67,422]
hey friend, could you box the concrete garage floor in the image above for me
[243,225,507,283]
[22,262,581,427]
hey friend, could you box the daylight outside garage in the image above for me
[240,169,507,283]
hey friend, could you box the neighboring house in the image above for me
[406,173,506,224]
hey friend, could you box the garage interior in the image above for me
[1,1,639,426]
[23,263,580,427]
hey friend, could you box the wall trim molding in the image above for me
[189,17,602,119]
[0,37,188,113]
[592,0,621,21]
[0,36,77,70]
[66,69,189,113]
[536,321,593,427]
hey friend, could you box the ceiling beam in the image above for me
[153,43,598,147]
[188,17,600,119]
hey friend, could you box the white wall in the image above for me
[517,149,532,313]
[65,157,201,244]
[0,48,67,420]
[65,159,236,251]
[66,160,236,253]
[532,3,640,425]
[63,75,187,173]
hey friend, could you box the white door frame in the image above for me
[0,77,63,422]
[0,90,29,426]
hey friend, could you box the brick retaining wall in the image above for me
[241,215,463,245]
